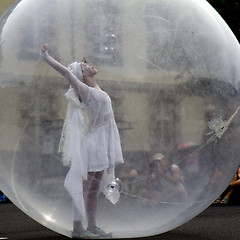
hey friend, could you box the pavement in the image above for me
[1,203,240,240]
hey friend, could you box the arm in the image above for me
[172,165,182,183]
[156,162,174,183]
[157,163,179,184]
[41,44,89,101]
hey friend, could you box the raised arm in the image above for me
[41,44,89,101]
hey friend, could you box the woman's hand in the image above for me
[41,43,49,54]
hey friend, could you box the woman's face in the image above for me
[159,158,169,169]
[82,62,98,77]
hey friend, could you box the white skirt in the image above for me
[83,120,124,172]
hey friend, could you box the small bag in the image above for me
[100,169,121,204]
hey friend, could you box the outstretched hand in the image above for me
[41,43,49,54]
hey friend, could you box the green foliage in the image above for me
[207,0,240,42]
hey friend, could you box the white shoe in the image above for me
[72,229,100,239]
[87,226,112,238]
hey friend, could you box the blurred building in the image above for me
[0,0,239,182]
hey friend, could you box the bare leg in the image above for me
[85,171,104,229]
[72,172,103,239]
[224,188,234,201]
[72,171,103,231]
[85,171,112,237]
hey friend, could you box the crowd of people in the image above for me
[116,151,188,204]
[118,150,240,206]
[141,153,187,204]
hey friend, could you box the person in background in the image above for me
[142,153,187,203]
[118,161,138,196]
[213,166,240,205]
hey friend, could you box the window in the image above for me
[149,93,177,153]
[85,2,122,65]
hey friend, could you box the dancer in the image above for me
[41,44,123,238]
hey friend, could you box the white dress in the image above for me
[42,54,124,220]
[84,87,123,171]
[61,86,123,221]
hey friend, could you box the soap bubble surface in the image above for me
[0,0,240,238]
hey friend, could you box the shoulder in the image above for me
[89,87,109,99]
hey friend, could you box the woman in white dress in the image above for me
[41,44,123,238]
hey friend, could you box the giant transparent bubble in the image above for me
[0,0,240,238]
